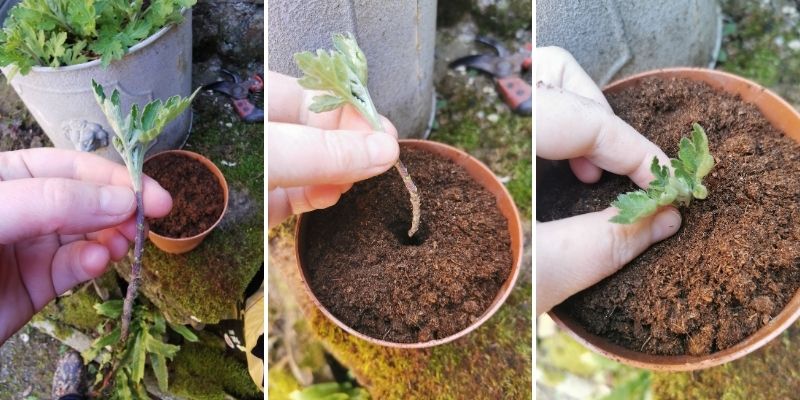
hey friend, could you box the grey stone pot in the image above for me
[268,0,437,138]
[1,9,194,163]
[537,0,722,85]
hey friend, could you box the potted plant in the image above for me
[144,149,229,254]
[0,0,195,162]
[292,34,523,348]
[539,68,800,370]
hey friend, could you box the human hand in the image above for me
[0,148,172,343]
[535,47,682,315]
[268,71,399,228]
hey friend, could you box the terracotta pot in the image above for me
[549,68,800,371]
[145,150,229,254]
[295,139,524,348]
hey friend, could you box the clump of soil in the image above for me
[144,152,225,238]
[302,146,513,343]
[538,77,800,355]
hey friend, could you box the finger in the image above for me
[51,241,109,295]
[0,148,172,216]
[268,122,398,189]
[568,157,603,183]
[268,184,347,228]
[536,207,681,315]
[535,46,612,111]
[266,71,399,137]
[96,229,131,261]
[0,178,138,244]
[536,86,670,188]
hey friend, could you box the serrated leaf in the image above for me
[168,322,198,342]
[309,95,346,113]
[332,32,368,84]
[610,191,658,224]
[123,328,147,383]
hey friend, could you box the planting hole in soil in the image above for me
[144,152,225,238]
[300,146,513,344]
[538,77,800,356]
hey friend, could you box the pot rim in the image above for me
[145,149,229,243]
[549,67,800,371]
[295,139,524,348]
[4,8,189,74]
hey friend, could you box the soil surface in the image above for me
[144,152,225,238]
[302,147,513,343]
[538,77,800,355]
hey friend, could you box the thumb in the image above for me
[0,178,136,244]
[268,121,399,189]
[536,206,681,315]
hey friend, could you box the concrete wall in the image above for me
[268,0,438,138]
[537,0,721,85]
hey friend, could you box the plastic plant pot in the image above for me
[145,150,228,255]
[549,68,800,371]
[295,139,524,348]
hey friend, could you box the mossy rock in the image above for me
[114,93,263,325]
[652,321,800,400]
[269,230,532,399]
[170,340,261,400]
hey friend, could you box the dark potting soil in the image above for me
[302,147,513,343]
[144,153,224,238]
[538,77,800,355]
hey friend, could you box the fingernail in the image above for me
[366,132,399,166]
[651,208,682,242]
[99,186,135,215]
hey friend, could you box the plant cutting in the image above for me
[539,68,800,371]
[610,123,714,224]
[0,0,195,162]
[294,34,522,347]
[92,80,199,342]
[293,33,421,237]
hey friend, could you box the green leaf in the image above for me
[114,369,133,400]
[610,123,715,224]
[168,322,198,342]
[145,334,180,359]
[610,191,658,224]
[332,32,368,85]
[150,352,169,392]
[82,326,120,363]
[94,299,123,318]
[309,95,346,113]
[124,328,147,383]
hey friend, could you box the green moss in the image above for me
[38,287,104,333]
[269,216,297,241]
[308,280,532,399]
[652,323,800,400]
[717,0,800,89]
[470,0,532,39]
[170,342,261,400]
[115,102,264,324]
[431,73,532,218]
[268,367,301,400]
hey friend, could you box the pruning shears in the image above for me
[449,37,532,116]
[203,69,264,123]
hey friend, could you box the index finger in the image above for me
[536,86,670,188]
[0,148,172,216]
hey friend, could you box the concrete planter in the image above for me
[537,0,722,85]
[1,8,193,163]
[268,0,437,138]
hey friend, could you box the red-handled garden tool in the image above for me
[449,37,532,116]
[204,69,264,123]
